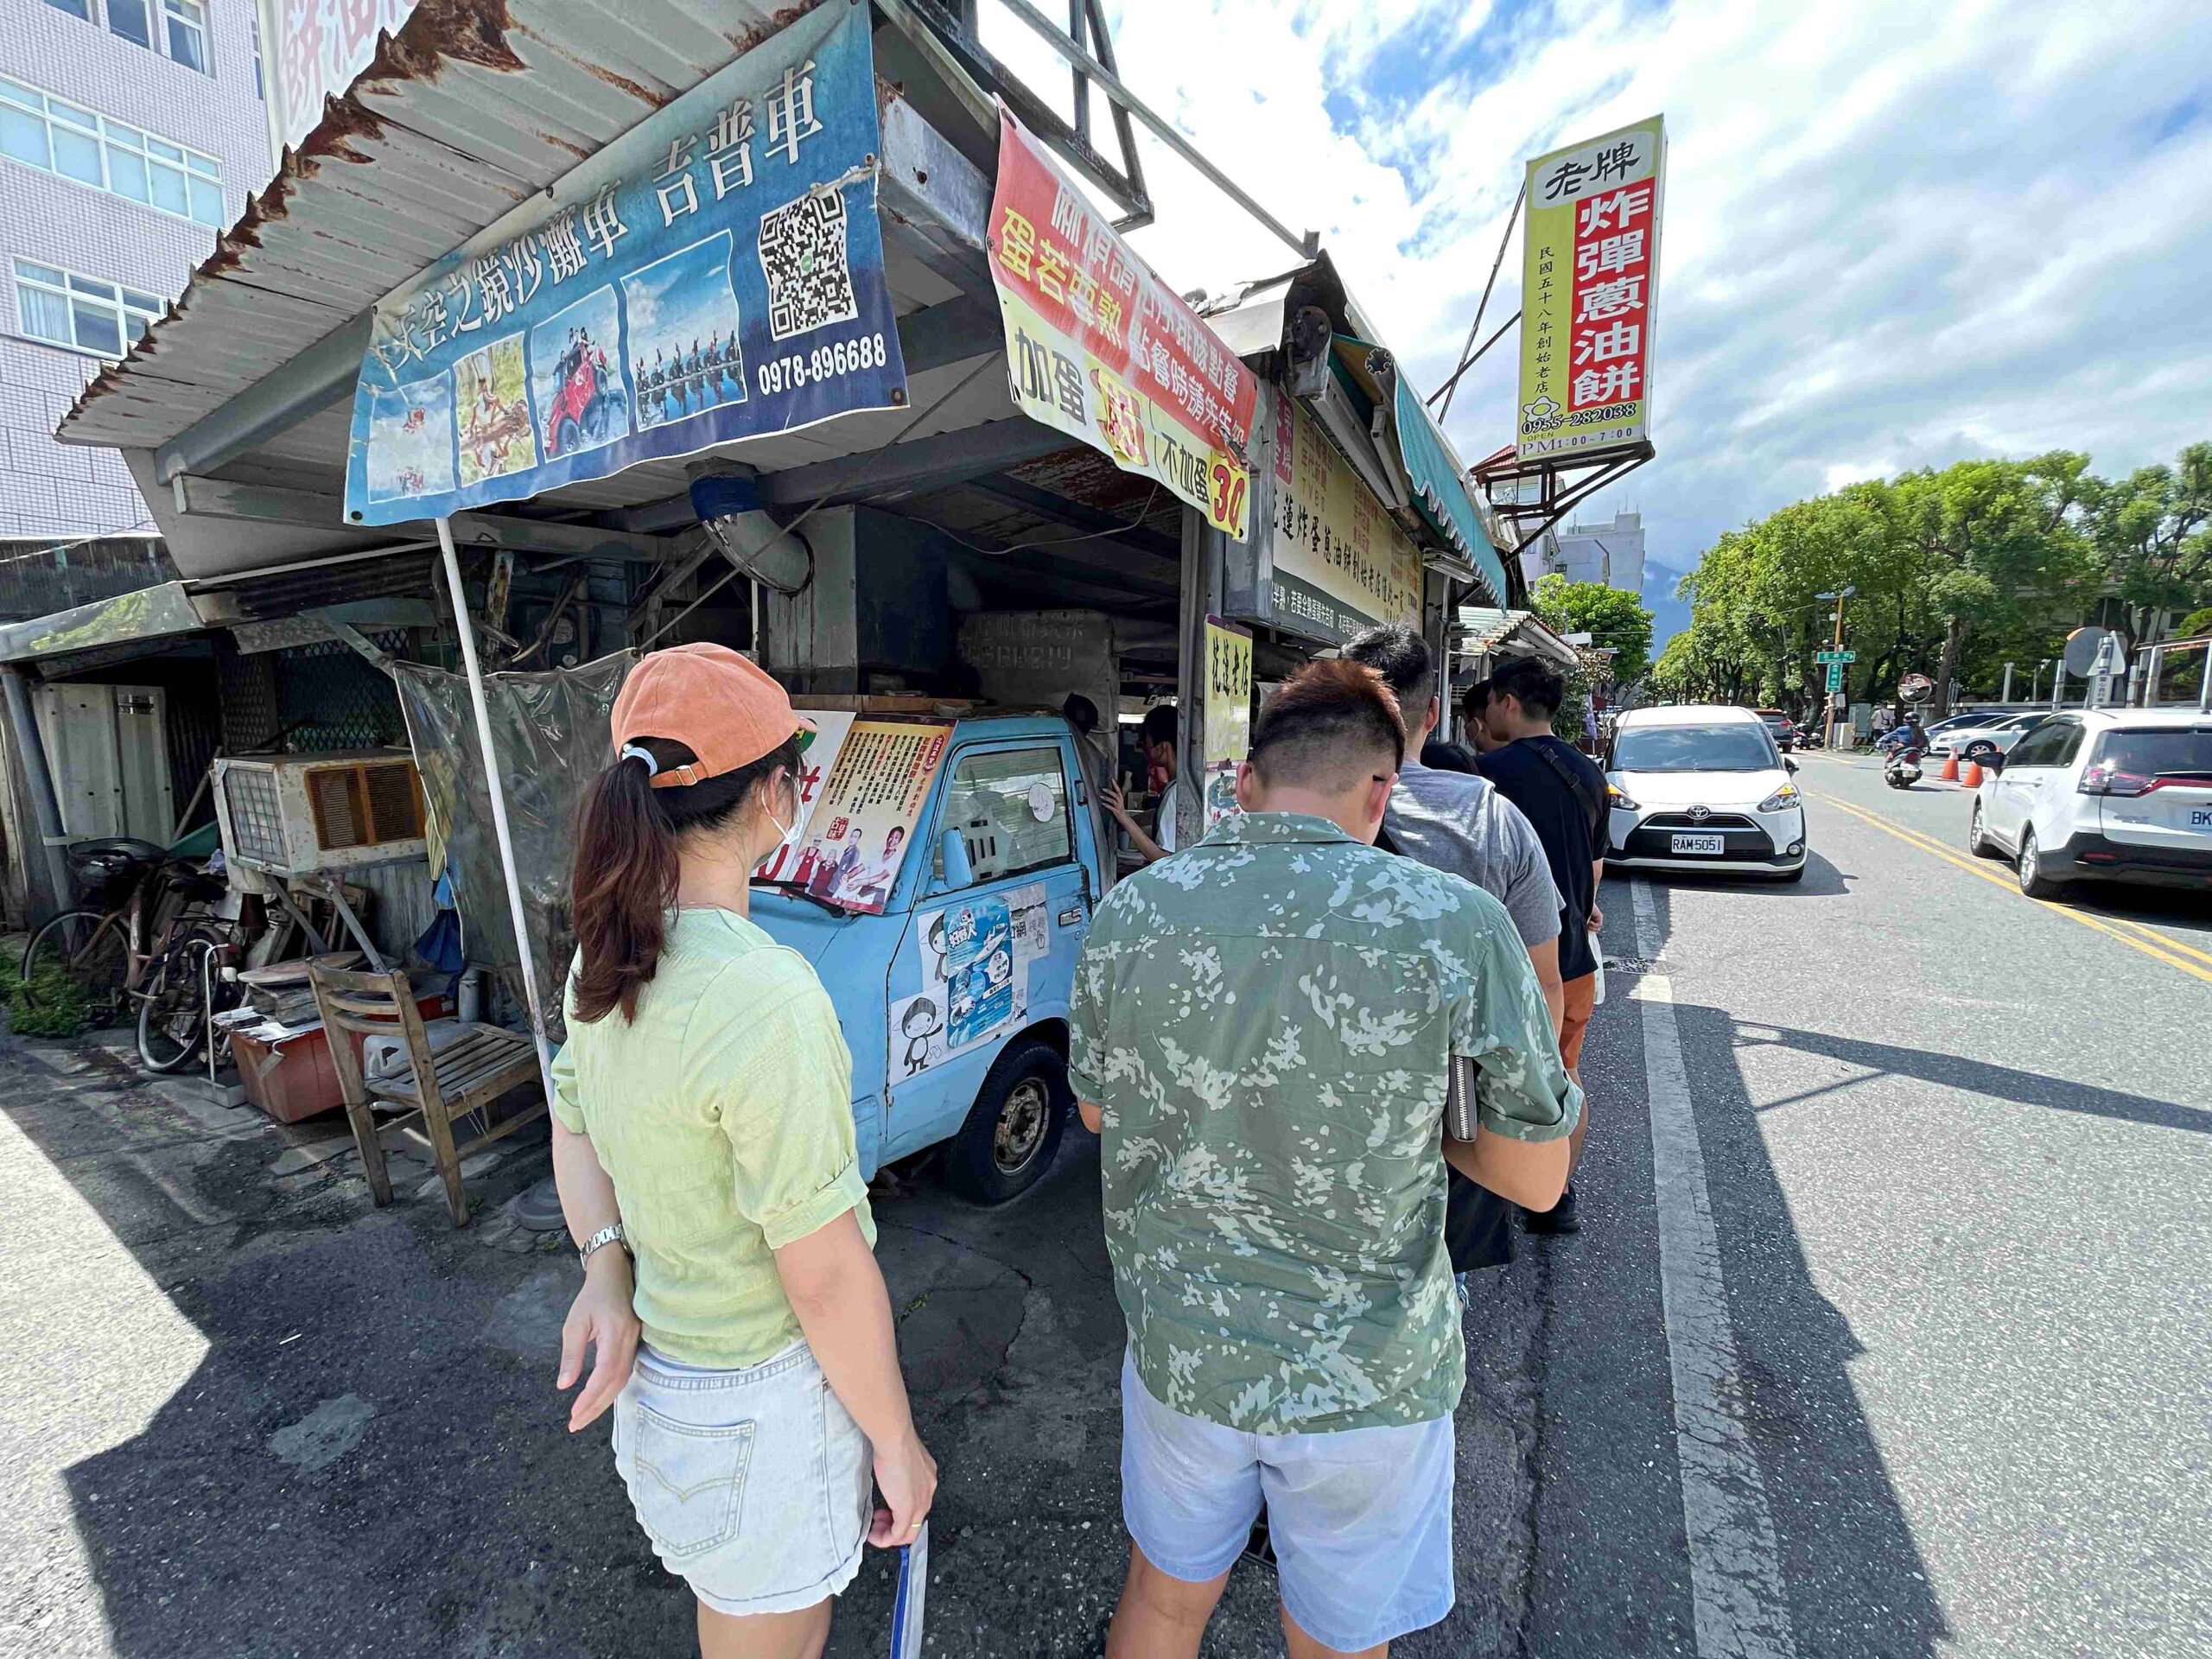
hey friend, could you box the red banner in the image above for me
[987,114,1256,533]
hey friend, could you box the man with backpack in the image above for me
[1477,657,1611,1236]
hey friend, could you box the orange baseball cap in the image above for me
[610,643,813,790]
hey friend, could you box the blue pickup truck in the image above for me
[748,710,1109,1204]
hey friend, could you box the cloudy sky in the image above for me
[984,0,2212,639]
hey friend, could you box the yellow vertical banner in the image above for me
[1202,617,1254,830]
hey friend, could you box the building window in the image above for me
[14,259,162,358]
[105,0,153,48]
[41,0,95,21]
[0,77,225,227]
[163,0,208,74]
[250,9,265,99]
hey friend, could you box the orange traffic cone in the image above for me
[1961,760,1985,788]
[1939,753,1961,782]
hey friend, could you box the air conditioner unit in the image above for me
[212,751,428,878]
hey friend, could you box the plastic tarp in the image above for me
[393,651,634,1042]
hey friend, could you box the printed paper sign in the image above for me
[1516,116,1665,461]
[1203,618,1252,830]
[785,722,951,914]
[891,882,1048,1082]
[344,4,906,524]
[753,710,857,886]
[986,113,1257,537]
[1264,387,1425,645]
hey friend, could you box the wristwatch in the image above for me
[577,1221,628,1270]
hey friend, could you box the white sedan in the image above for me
[1604,705,1808,882]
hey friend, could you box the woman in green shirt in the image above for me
[550,643,935,1659]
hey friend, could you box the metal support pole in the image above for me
[1174,505,1210,845]
[2200,641,2211,714]
[436,518,555,1094]
[2,664,74,921]
[2000,661,2013,703]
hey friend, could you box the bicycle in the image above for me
[17,837,245,1072]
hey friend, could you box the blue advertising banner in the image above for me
[343,2,906,526]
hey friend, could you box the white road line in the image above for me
[1630,879,1797,1659]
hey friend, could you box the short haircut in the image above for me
[1491,657,1565,720]
[1462,677,1493,721]
[1343,624,1435,736]
[1141,703,1178,748]
[1249,658,1404,789]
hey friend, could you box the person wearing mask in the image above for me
[550,643,936,1659]
[1073,660,1579,1659]
[1100,703,1198,863]
[1477,657,1610,1236]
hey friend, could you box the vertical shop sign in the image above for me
[1202,617,1253,830]
[986,113,1258,538]
[275,0,421,151]
[1263,387,1425,645]
[344,3,907,526]
[784,721,952,914]
[1516,115,1665,461]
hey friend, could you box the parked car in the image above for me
[749,710,1106,1205]
[1751,708,1796,752]
[1604,704,1808,882]
[1967,709,2212,899]
[1930,711,2049,763]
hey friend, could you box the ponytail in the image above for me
[568,733,800,1024]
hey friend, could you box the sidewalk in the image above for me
[0,1020,1564,1657]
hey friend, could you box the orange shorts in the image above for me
[1560,972,1597,1073]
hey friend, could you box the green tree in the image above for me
[1529,574,1656,686]
[2085,442,2212,645]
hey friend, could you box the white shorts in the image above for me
[613,1343,872,1617]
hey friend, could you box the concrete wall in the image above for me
[0,0,272,540]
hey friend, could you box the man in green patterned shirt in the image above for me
[1071,660,1580,1659]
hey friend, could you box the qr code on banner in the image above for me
[759,188,860,342]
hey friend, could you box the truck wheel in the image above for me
[944,1037,1070,1205]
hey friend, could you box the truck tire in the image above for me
[943,1036,1070,1205]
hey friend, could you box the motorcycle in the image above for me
[1883,746,1924,789]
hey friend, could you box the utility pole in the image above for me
[1815,585,1854,747]
[2001,661,2014,702]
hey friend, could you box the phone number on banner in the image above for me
[756,332,892,396]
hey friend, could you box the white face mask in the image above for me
[754,772,799,866]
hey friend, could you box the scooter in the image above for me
[1883,746,1924,789]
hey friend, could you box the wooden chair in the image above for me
[308,961,544,1227]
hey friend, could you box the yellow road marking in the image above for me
[1809,791,2212,987]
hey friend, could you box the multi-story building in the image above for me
[0,0,270,613]
[1518,507,1647,597]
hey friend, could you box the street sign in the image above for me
[1899,672,1933,702]
[1824,663,1845,692]
[1815,649,1856,664]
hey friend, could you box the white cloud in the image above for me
[989,0,2212,599]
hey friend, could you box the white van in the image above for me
[1605,705,1808,882]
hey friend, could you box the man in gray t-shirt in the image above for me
[1347,627,1567,1032]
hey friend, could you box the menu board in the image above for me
[781,721,951,913]
[1265,389,1425,645]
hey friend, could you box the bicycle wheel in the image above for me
[137,932,221,1073]
[21,909,130,1023]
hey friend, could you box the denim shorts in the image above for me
[612,1343,872,1617]
[1119,1351,1456,1651]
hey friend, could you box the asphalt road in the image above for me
[3,760,2205,1657]
[1527,751,2210,1659]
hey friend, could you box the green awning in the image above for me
[1389,374,1512,607]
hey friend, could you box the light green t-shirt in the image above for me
[550,907,875,1370]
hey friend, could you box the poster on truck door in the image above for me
[344,3,907,525]
[890,882,1048,1083]
[985,113,1257,538]
[753,710,856,886]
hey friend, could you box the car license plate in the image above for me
[1671,833,1726,855]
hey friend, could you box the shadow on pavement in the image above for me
[1735,1023,2209,1136]
[1618,880,1951,1659]
[1612,848,1853,899]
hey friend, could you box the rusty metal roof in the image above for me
[58,0,832,454]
